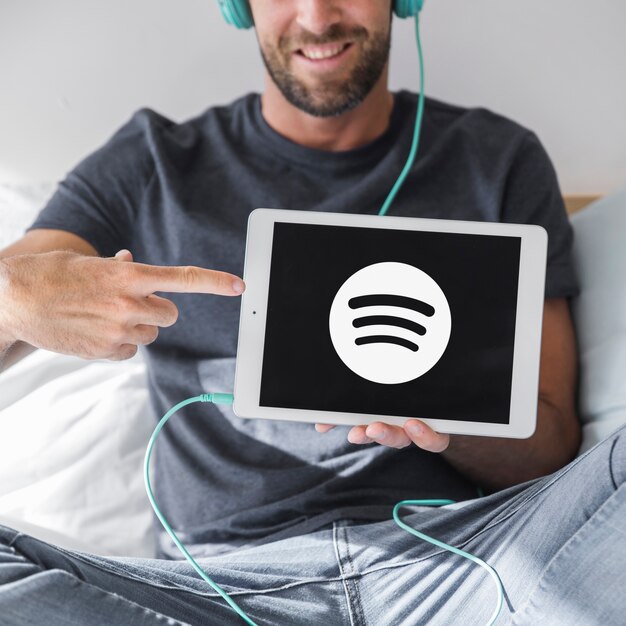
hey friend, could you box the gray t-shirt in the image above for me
[29,91,578,557]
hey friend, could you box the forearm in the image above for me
[441,398,582,491]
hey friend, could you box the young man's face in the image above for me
[250,0,393,117]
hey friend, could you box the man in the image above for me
[0,1,624,624]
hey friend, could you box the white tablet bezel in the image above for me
[233,208,547,439]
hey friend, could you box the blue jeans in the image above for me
[1,425,625,626]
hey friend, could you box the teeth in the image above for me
[301,44,345,60]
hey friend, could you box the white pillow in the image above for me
[570,186,626,452]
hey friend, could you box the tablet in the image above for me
[233,209,547,438]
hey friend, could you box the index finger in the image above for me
[131,263,245,296]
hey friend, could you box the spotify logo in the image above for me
[328,262,452,384]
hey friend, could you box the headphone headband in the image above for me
[218,0,424,30]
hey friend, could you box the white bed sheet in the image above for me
[0,348,156,557]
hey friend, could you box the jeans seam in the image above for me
[608,436,620,490]
[26,539,360,600]
[341,524,367,626]
[333,521,357,626]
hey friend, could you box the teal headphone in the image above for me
[217,0,425,29]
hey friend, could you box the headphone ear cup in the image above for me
[217,0,254,29]
[393,0,425,19]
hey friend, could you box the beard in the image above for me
[259,23,391,118]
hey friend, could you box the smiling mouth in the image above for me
[295,42,353,61]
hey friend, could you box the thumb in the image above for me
[113,249,134,262]
[315,424,336,433]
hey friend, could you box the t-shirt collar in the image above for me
[247,91,412,172]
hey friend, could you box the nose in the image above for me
[295,0,342,36]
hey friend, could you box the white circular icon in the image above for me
[328,262,452,384]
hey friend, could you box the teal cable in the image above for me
[393,501,504,625]
[146,395,504,626]
[144,393,260,626]
[378,13,425,217]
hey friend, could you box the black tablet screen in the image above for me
[260,222,521,424]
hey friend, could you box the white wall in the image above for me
[1,0,624,194]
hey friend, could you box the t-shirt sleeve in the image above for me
[500,132,579,299]
[27,110,155,257]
